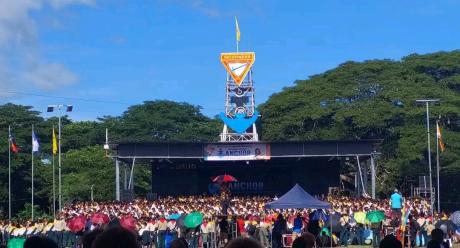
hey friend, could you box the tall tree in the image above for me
[112,100,220,142]
[259,51,460,203]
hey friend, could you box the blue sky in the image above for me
[1,0,460,120]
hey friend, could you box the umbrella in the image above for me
[120,215,137,231]
[7,238,25,248]
[354,212,366,224]
[320,227,331,237]
[184,212,203,228]
[435,220,456,234]
[366,210,385,223]
[91,213,110,225]
[168,213,181,220]
[67,215,86,233]
[212,174,237,183]
[450,211,460,226]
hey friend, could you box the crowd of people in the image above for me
[0,192,458,248]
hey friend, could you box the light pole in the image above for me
[415,99,439,214]
[47,104,73,211]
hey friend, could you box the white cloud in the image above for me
[48,0,96,9]
[0,0,94,95]
[156,0,227,18]
[190,0,221,17]
[23,62,78,90]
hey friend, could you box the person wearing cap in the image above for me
[390,189,403,218]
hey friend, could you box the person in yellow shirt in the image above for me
[15,224,26,237]
[44,220,54,234]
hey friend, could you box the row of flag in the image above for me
[8,127,58,155]
[2,119,447,155]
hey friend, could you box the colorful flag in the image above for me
[8,130,19,154]
[235,16,240,42]
[32,131,39,153]
[52,127,57,155]
[437,121,446,152]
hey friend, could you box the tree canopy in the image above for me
[2,50,460,217]
[259,50,460,205]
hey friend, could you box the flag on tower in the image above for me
[235,16,240,42]
[52,127,58,155]
[437,121,446,152]
[32,130,39,153]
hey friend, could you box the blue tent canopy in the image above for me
[265,184,331,209]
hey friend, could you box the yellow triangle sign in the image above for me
[220,52,255,86]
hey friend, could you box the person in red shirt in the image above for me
[237,216,246,237]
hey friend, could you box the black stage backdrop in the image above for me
[151,157,340,196]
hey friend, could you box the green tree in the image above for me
[61,146,115,202]
[0,103,46,218]
[112,100,220,142]
[259,51,460,205]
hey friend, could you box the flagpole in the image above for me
[31,124,34,221]
[436,121,440,213]
[58,110,62,211]
[235,16,239,52]
[52,126,56,218]
[8,125,11,221]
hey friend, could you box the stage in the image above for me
[110,140,379,199]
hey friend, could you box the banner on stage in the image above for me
[204,143,270,161]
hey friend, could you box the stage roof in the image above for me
[111,140,379,163]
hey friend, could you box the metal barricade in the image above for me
[231,223,238,239]
[209,232,217,248]
[200,232,218,248]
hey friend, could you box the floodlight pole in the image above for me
[424,101,433,214]
[416,99,439,215]
[48,104,72,211]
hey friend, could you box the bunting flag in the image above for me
[8,130,19,154]
[32,131,39,153]
[437,121,446,152]
[52,127,58,155]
